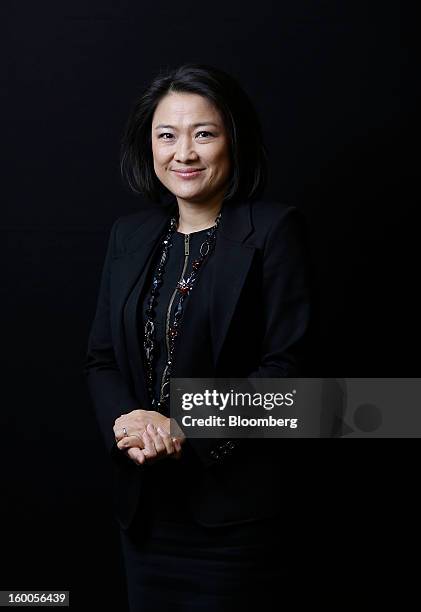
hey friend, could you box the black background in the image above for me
[2,1,411,609]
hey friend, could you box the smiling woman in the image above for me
[85,62,311,612]
[119,62,268,209]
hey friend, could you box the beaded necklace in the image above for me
[143,209,222,412]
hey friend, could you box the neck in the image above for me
[176,193,224,234]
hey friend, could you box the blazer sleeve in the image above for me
[83,218,140,461]
[185,206,312,467]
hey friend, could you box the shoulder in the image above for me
[250,199,301,226]
[110,204,171,252]
[248,199,306,245]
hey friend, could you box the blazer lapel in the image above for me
[207,199,255,369]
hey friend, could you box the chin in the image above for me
[174,183,205,195]
[176,191,204,200]
[177,191,209,203]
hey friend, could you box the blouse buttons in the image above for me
[210,440,236,462]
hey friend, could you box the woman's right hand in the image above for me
[121,427,183,465]
[125,424,183,465]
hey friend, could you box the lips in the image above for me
[172,168,204,179]
[172,168,204,173]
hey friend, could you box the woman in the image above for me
[84,63,311,611]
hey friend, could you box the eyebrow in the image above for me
[154,122,219,130]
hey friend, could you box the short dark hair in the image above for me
[120,63,268,204]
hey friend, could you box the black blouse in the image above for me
[140,226,217,412]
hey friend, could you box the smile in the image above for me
[172,169,204,179]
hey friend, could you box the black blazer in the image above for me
[84,196,312,530]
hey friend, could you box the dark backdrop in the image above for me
[2,1,410,609]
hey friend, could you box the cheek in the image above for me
[217,148,231,174]
[208,146,230,172]
[212,154,231,180]
[153,154,169,178]
[152,143,167,165]
[152,157,160,177]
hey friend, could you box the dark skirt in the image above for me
[119,511,285,612]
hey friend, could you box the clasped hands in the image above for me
[113,409,186,466]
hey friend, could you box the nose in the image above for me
[174,135,199,163]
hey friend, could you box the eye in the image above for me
[157,131,214,140]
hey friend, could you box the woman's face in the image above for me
[151,92,231,205]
